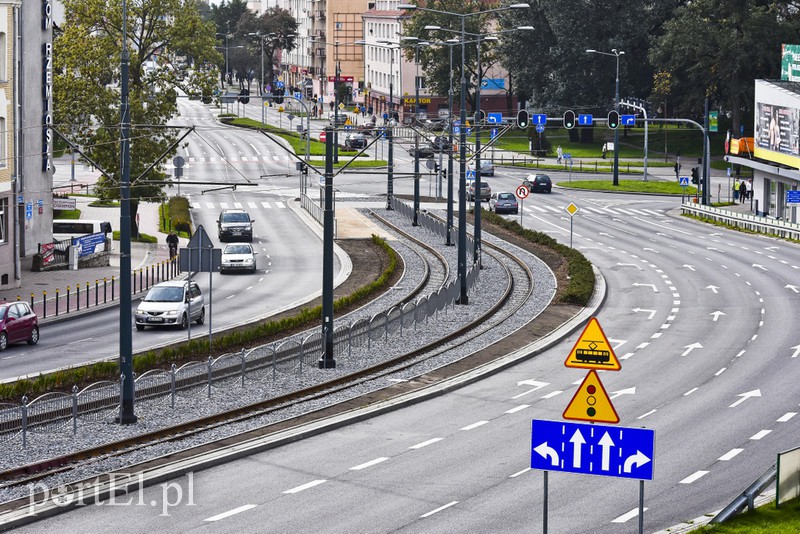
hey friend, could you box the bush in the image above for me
[168,196,192,235]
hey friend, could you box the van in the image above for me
[53,219,112,254]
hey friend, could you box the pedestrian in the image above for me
[329,100,334,112]
[557,145,563,164]
[601,143,607,159]
[732,182,739,202]
[747,178,753,200]
[739,179,748,204]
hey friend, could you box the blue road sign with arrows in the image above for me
[531,114,547,125]
[531,419,655,480]
[578,114,593,126]
[621,114,636,126]
[487,112,502,124]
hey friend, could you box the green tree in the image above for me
[649,0,800,134]
[234,8,298,92]
[54,0,221,236]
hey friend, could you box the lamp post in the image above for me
[401,37,429,226]
[215,32,233,87]
[401,2,530,304]
[370,39,401,208]
[586,48,624,186]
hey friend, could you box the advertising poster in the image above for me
[755,102,800,160]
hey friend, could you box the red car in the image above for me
[0,302,39,350]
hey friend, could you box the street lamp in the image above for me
[401,36,430,226]
[400,2,530,304]
[586,48,625,186]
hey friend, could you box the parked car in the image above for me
[523,173,553,193]
[344,132,367,149]
[489,192,519,214]
[468,159,495,176]
[220,243,257,274]
[468,179,492,202]
[430,136,452,153]
[135,280,205,330]
[218,209,254,242]
[411,144,436,159]
[0,302,39,351]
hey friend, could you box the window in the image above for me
[0,32,5,80]
[0,117,5,168]
[0,198,6,244]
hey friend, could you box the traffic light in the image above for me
[238,89,250,104]
[607,110,619,129]
[691,167,699,184]
[563,110,576,129]
[517,109,529,129]
[275,88,284,104]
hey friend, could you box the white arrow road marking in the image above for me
[534,442,559,466]
[513,380,550,398]
[710,311,726,322]
[765,246,780,251]
[707,285,719,293]
[632,283,659,292]
[569,429,586,468]
[683,264,696,271]
[681,343,703,356]
[632,308,657,319]
[787,285,800,293]
[610,387,636,400]
[752,263,767,271]
[643,247,659,253]
[730,389,762,408]
[599,432,615,471]
[623,450,651,473]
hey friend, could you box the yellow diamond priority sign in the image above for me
[563,370,619,423]
[564,317,621,371]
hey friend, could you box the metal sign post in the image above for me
[565,202,579,248]
[515,184,529,226]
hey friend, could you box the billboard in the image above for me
[781,44,800,82]
[754,80,800,167]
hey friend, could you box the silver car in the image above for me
[220,243,257,274]
[468,159,495,176]
[135,280,205,330]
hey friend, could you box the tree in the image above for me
[54,0,221,236]
[234,8,298,92]
[649,0,800,134]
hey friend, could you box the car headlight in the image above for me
[165,310,178,316]
[135,308,144,315]
[243,258,254,264]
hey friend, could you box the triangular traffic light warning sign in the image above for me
[564,317,621,371]
[563,370,619,424]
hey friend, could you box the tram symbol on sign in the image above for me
[564,317,621,371]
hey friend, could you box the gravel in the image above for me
[0,202,557,505]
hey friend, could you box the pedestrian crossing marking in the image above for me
[261,201,270,208]
[248,202,258,208]
[219,202,229,209]
[233,202,242,209]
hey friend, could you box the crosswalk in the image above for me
[189,200,288,210]
[521,204,668,217]
[182,154,295,165]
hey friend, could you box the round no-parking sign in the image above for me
[516,185,529,200]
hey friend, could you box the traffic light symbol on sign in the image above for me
[563,370,620,424]
[607,110,619,129]
[517,109,529,129]
[563,110,576,129]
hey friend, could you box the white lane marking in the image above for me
[541,391,563,399]
[611,507,647,523]
[277,203,287,209]
[204,504,257,522]
[67,337,94,345]
[715,367,726,376]
[684,387,699,396]
[282,479,326,494]
[509,467,531,478]
[461,421,489,431]
[226,294,236,300]
[719,449,744,461]
[409,438,443,450]
[750,430,772,440]
[777,412,797,422]
[261,201,271,208]
[233,202,242,209]
[420,501,459,518]
[680,471,709,484]
[350,457,389,471]
[637,409,657,420]
[620,353,635,360]
[248,201,257,209]
[219,202,229,209]
[505,404,531,414]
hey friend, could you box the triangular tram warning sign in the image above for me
[563,370,619,424]
[564,317,621,370]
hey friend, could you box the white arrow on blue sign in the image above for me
[491,128,498,139]
[786,190,800,205]
[294,92,303,100]
[532,114,547,125]
[621,114,636,126]
[535,124,545,133]
[487,112,502,124]
[530,419,655,480]
[578,114,593,126]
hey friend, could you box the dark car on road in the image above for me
[218,209,254,242]
[489,192,519,214]
[344,133,368,149]
[523,173,553,193]
[0,302,39,351]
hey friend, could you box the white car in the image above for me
[220,243,257,274]
[467,159,495,176]
[135,280,205,330]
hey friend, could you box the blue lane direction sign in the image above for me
[487,112,502,124]
[621,114,636,126]
[679,176,689,187]
[531,419,655,480]
[786,190,800,205]
[578,114,593,126]
[531,113,547,126]
[294,91,303,100]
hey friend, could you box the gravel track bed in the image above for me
[0,205,555,505]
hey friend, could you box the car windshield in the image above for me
[498,193,515,200]
[224,245,251,254]
[144,286,184,302]
[222,213,249,223]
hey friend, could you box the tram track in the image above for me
[0,208,539,526]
